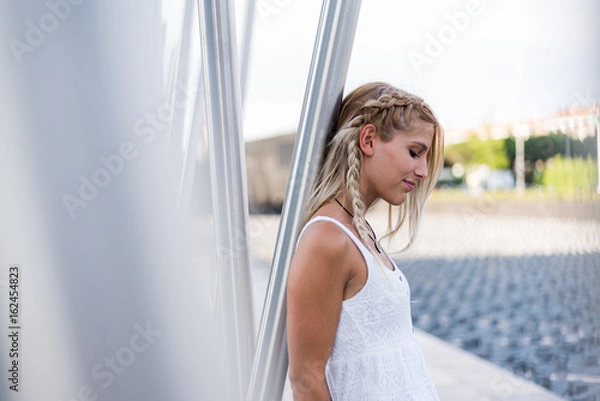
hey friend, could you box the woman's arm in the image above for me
[286,223,352,401]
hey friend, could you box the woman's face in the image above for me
[361,119,435,206]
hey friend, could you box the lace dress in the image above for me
[297,216,440,401]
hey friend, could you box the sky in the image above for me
[238,0,600,142]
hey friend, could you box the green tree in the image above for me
[542,155,598,196]
[505,132,598,168]
[445,135,510,169]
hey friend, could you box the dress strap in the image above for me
[296,216,372,259]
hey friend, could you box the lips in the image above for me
[403,180,416,191]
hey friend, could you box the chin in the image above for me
[385,193,408,206]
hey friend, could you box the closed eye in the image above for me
[409,149,420,158]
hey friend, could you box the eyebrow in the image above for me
[410,140,430,153]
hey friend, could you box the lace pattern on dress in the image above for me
[297,216,440,401]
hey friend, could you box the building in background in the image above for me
[247,105,599,211]
[245,133,295,212]
[447,105,598,143]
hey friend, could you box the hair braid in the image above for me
[345,137,371,247]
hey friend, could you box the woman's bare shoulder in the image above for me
[289,218,357,290]
[288,218,355,312]
[296,218,353,261]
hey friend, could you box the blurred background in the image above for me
[241,1,600,400]
[242,0,599,210]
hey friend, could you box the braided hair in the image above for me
[304,82,444,251]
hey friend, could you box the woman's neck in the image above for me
[337,188,376,213]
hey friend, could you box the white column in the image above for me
[240,0,256,104]
[514,124,529,193]
[595,105,600,194]
[246,1,363,400]
[197,0,255,400]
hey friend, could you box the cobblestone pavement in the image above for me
[391,212,600,401]
[249,209,600,401]
[401,253,599,400]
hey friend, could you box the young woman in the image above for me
[286,82,444,400]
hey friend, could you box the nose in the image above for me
[415,157,428,181]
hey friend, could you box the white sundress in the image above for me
[296,216,440,401]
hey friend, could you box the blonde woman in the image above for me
[286,82,444,400]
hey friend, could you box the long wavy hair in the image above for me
[304,82,444,251]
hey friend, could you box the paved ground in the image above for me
[424,197,600,221]
[393,210,600,401]
[402,252,599,400]
[418,328,565,401]
[249,201,600,400]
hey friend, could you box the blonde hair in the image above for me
[304,82,444,251]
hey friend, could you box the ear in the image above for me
[358,124,377,157]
